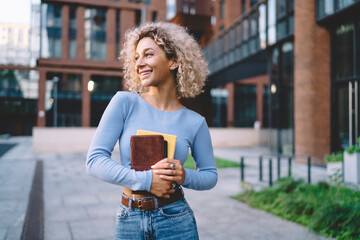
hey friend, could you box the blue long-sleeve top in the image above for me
[86,91,218,192]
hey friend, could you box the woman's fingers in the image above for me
[151,158,185,185]
[151,158,179,169]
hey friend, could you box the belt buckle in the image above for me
[137,198,152,211]
[138,200,144,211]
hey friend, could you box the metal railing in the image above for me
[239,154,313,187]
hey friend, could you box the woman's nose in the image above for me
[135,57,145,68]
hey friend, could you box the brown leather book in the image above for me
[130,135,168,171]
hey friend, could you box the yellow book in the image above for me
[137,130,177,159]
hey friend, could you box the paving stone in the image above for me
[44,222,73,240]
[5,226,23,240]
[0,200,18,212]
[0,228,7,240]
[0,211,25,228]
[44,195,63,210]
[86,204,117,219]
[46,206,89,223]
[70,218,115,240]
[63,194,100,206]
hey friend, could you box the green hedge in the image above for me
[234,178,360,239]
[183,155,240,169]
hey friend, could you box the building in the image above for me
[0,20,39,136]
[204,0,360,163]
[0,23,31,66]
[35,0,167,129]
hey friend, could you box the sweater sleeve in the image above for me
[182,118,218,190]
[86,92,152,191]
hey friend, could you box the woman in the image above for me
[86,21,218,239]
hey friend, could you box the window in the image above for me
[234,84,257,127]
[84,8,107,61]
[250,0,258,7]
[41,3,62,58]
[220,0,225,20]
[68,5,77,59]
[90,75,122,126]
[152,11,158,22]
[333,24,355,79]
[241,0,246,14]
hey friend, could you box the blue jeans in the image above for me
[115,196,199,240]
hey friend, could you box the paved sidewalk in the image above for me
[0,137,332,240]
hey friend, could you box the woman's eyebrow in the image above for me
[136,47,154,54]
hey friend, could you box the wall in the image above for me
[33,127,269,152]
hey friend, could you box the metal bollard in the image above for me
[269,159,273,186]
[277,156,281,179]
[307,156,311,183]
[240,157,244,183]
[259,156,263,182]
[288,157,292,177]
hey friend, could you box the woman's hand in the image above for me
[151,158,186,185]
[150,171,175,198]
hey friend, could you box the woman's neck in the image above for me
[142,86,182,111]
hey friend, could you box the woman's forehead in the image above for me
[136,37,162,53]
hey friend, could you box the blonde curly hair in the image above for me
[120,21,209,98]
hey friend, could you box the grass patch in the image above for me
[234,178,360,239]
[183,155,240,169]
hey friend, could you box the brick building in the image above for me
[36,0,166,128]
[204,0,360,163]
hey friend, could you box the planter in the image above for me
[327,162,342,177]
[344,152,360,184]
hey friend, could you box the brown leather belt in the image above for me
[121,188,184,211]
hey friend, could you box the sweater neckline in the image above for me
[137,94,185,113]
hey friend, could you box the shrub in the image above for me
[235,178,360,239]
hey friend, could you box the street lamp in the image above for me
[53,76,59,127]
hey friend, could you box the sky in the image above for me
[0,0,40,25]
[0,0,174,25]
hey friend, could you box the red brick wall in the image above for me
[294,0,331,164]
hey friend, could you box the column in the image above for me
[62,5,69,60]
[82,72,91,127]
[37,70,46,127]
[77,6,85,60]
[294,0,330,164]
[106,8,117,62]
[256,82,263,125]
[225,82,234,127]
[120,9,136,45]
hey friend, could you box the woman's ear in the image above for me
[169,59,178,70]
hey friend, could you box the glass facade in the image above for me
[317,0,360,20]
[90,75,122,126]
[210,88,228,127]
[331,19,360,151]
[203,0,293,74]
[84,8,107,61]
[45,73,82,127]
[0,69,39,135]
[234,84,257,127]
[41,4,62,58]
[269,41,294,154]
[69,5,77,59]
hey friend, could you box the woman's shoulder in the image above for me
[182,107,206,125]
[114,91,138,99]
[112,91,138,104]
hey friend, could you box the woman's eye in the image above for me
[145,53,153,57]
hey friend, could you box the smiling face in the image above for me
[135,37,176,88]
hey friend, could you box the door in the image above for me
[333,80,359,150]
